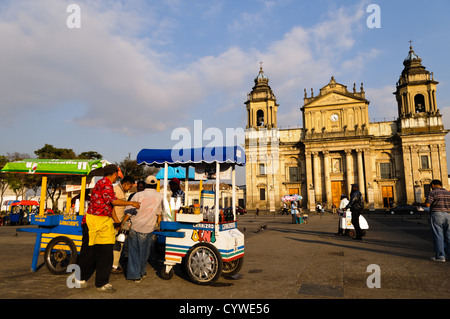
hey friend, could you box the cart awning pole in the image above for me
[215,161,220,233]
[66,192,72,214]
[232,164,236,220]
[163,162,168,202]
[79,176,87,215]
[185,165,189,206]
[39,176,47,216]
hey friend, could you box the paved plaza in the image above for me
[0,212,448,303]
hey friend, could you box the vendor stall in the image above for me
[1,159,108,274]
[137,146,246,285]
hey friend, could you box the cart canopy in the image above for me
[1,159,107,176]
[137,146,246,167]
[11,200,40,206]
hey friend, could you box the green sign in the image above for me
[1,159,105,176]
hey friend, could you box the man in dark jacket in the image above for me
[346,184,364,240]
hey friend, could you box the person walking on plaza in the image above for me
[122,175,163,282]
[336,194,349,236]
[414,179,450,262]
[77,164,140,293]
[111,175,135,274]
[291,201,298,224]
[346,184,364,240]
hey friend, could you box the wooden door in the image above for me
[382,186,394,208]
[331,181,345,207]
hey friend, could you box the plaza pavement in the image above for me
[0,211,448,303]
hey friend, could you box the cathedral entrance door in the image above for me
[331,181,345,208]
[382,186,394,208]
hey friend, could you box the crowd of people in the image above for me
[76,164,184,293]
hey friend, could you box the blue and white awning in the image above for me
[137,146,246,167]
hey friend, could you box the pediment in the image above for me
[305,92,364,108]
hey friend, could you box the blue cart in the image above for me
[1,159,108,274]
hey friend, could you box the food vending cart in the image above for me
[136,146,246,285]
[1,159,108,274]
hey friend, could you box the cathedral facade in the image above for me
[244,46,449,212]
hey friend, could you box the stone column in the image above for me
[439,144,449,189]
[363,149,374,200]
[356,149,365,199]
[345,149,353,196]
[313,151,321,203]
[323,151,331,208]
[305,151,313,210]
[402,146,414,203]
[430,145,440,180]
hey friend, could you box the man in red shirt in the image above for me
[78,164,140,292]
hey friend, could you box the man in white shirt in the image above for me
[122,175,163,282]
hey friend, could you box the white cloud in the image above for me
[0,0,377,137]
[367,86,398,121]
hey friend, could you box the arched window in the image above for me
[414,94,425,113]
[257,110,265,126]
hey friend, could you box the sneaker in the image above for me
[431,257,446,262]
[97,283,116,293]
[111,267,123,274]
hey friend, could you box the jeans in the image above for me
[429,211,450,260]
[127,229,153,280]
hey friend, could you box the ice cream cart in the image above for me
[1,159,108,274]
[137,146,246,285]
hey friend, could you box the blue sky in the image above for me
[1,0,450,184]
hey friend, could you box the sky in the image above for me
[1,0,450,185]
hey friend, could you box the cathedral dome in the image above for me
[403,45,422,66]
[254,66,269,84]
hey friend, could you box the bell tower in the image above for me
[245,66,281,213]
[395,44,449,202]
[394,44,443,133]
[245,66,278,129]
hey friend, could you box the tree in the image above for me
[118,153,159,182]
[34,144,76,159]
[78,151,103,160]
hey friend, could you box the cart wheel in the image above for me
[185,243,223,285]
[160,265,174,280]
[222,257,244,278]
[347,230,355,237]
[44,236,78,275]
